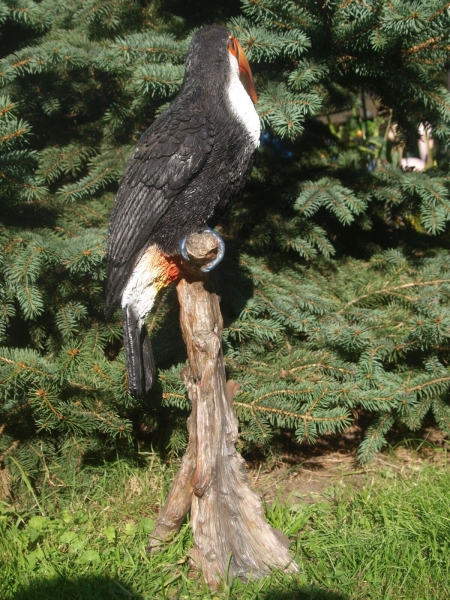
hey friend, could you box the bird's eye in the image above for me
[228,36,239,59]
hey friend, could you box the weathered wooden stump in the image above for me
[147,231,298,588]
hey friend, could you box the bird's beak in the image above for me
[235,39,258,105]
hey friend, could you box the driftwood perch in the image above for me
[148,230,298,588]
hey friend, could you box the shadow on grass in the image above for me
[10,577,348,600]
[261,588,347,600]
[10,575,142,600]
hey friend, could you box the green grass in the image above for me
[1,455,449,600]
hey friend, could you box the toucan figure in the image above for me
[105,25,260,396]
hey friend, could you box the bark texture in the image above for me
[148,231,298,588]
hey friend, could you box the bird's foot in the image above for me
[180,228,225,272]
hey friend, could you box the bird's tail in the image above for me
[120,247,181,396]
[122,304,156,396]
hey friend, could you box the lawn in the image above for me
[1,451,449,599]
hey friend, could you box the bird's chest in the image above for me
[209,84,260,185]
[226,75,260,149]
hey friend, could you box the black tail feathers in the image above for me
[122,304,156,396]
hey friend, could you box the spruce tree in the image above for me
[1,0,450,497]
[0,0,191,494]
[226,0,450,462]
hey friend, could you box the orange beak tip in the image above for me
[233,38,258,105]
[239,69,258,104]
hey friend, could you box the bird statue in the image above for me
[105,25,260,396]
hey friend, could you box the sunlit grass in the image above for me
[1,455,449,599]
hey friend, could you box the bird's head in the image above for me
[184,25,258,105]
[227,34,258,105]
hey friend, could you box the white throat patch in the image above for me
[227,53,260,148]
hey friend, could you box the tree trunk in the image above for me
[148,231,298,588]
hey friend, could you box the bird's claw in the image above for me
[201,228,225,272]
[179,228,225,272]
[180,237,190,262]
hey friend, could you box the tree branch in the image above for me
[148,230,298,588]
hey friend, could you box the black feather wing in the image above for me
[105,110,215,317]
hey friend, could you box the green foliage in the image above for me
[2,0,450,495]
[1,459,449,599]
[0,0,192,494]
[218,249,450,462]
[220,0,450,462]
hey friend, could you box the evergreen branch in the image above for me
[58,166,119,201]
[357,413,394,464]
[0,100,15,117]
[0,353,53,379]
[404,35,444,55]
[306,387,328,414]
[65,206,94,226]
[425,88,450,116]
[0,439,20,462]
[12,57,32,70]
[432,397,450,434]
[38,145,95,183]
[92,364,112,381]
[0,171,46,196]
[24,282,37,315]
[249,273,332,314]
[250,412,269,439]
[162,392,186,401]
[428,2,450,20]
[401,395,432,429]
[338,279,450,312]
[0,127,27,143]
[249,388,314,406]
[71,408,126,431]
[234,401,349,424]
[34,388,64,421]
[66,380,96,392]
[404,376,450,395]
[295,178,366,224]
[289,362,356,376]
[2,401,32,420]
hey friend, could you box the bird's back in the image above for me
[106,101,255,317]
[106,25,259,318]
